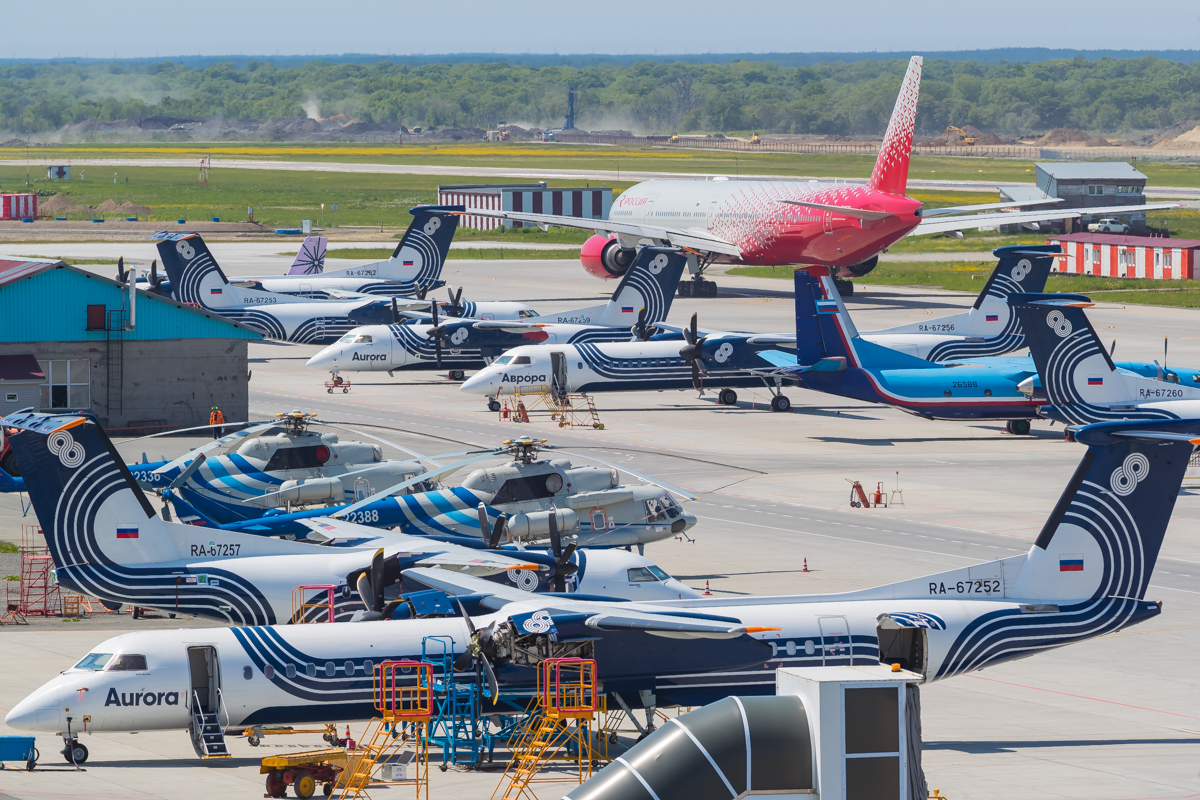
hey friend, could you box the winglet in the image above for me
[868,56,923,196]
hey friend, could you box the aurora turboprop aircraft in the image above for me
[1014,293,1200,425]
[304,246,690,396]
[6,410,1187,765]
[469,56,1179,296]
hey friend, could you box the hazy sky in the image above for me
[7,0,1200,59]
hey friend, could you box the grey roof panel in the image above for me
[1036,162,1147,181]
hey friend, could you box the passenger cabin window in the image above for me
[627,567,660,583]
[511,356,532,365]
[264,444,331,471]
[74,652,113,670]
[491,474,562,503]
[107,654,148,671]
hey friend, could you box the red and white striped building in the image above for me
[1046,232,1199,280]
[437,183,613,231]
[0,193,37,220]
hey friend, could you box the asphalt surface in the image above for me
[1,255,1198,799]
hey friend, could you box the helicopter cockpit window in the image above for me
[265,444,332,471]
[645,494,682,523]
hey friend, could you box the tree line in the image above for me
[3,55,1200,136]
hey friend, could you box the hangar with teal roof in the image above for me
[0,259,261,431]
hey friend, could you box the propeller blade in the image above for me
[432,303,443,367]
[691,359,701,390]
[548,510,566,591]
[489,513,507,549]
[168,452,207,491]
[480,654,500,700]
[333,452,502,518]
[476,503,490,540]
[116,256,126,283]
[690,312,698,344]
[455,595,477,636]
[149,259,160,287]
[1110,339,1116,357]
[356,572,375,613]
[391,297,400,324]
[370,548,386,614]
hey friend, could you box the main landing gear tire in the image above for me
[1005,419,1032,435]
[770,395,791,412]
[63,742,88,764]
[718,389,738,406]
[833,278,855,297]
[449,370,466,381]
[679,280,718,298]
[487,399,502,412]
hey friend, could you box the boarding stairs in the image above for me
[190,691,230,759]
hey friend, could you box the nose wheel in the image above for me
[487,398,502,412]
[449,370,466,381]
[717,388,738,406]
[1005,419,1032,435]
[61,740,87,765]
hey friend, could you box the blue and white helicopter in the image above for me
[5,408,1189,759]
[1014,293,1200,425]
[305,246,691,403]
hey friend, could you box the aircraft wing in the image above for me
[403,567,771,638]
[471,209,742,257]
[298,519,545,577]
[911,202,1184,236]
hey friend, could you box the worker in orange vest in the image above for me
[209,406,225,439]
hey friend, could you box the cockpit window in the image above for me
[353,335,373,343]
[647,565,671,581]
[511,356,532,365]
[627,567,659,583]
[73,652,113,670]
[645,494,682,523]
[518,310,537,318]
[494,356,513,365]
[107,654,148,671]
[338,334,356,343]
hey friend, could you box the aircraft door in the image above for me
[550,351,569,395]
[818,615,853,666]
[707,200,720,230]
[187,646,220,715]
[876,617,927,677]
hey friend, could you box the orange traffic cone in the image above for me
[703,580,712,596]
[802,558,810,573]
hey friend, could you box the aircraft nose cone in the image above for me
[460,370,496,394]
[306,347,340,368]
[5,687,59,731]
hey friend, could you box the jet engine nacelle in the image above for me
[830,255,879,279]
[507,508,579,539]
[580,234,636,279]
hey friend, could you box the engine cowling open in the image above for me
[580,234,635,279]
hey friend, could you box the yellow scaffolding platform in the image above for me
[336,661,434,800]
[507,387,604,430]
[493,658,600,800]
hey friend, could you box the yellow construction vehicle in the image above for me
[668,134,679,143]
[749,133,762,144]
[946,126,977,145]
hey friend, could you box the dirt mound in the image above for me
[38,193,89,213]
[824,133,852,142]
[973,132,1010,145]
[411,127,486,141]
[94,199,121,213]
[1154,125,1200,150]
[1085,137,1114,147]
[1035,128,1093,146]
[116,201,151,215]
[1,138,30,147]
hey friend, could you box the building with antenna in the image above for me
[0,260,261,431]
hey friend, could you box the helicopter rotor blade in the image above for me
[489,513,507,549]
[549,449,698,500]
[332,452,502,518]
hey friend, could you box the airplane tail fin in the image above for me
[867,56,923,196]
[1011,294,1139,419]
[287,236,328,275]
[384,205,464,288]
[794,266,859,367]
[153,232,237,309]
[2,411,180,582]
[1012,417,1198,602]
[597,247,689,327]
[972,246,1059,310]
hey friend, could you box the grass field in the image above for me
[10,141,1200,188]
[728,261,1200,308]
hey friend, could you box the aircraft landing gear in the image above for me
[833,278,855,297]
[61,719,87,765]
[678,278,718,298]
[717,388,738,406]
[487,398,501,412]
[771,395,791,412]
[449,370,466,381]
[1005,419,1032,435]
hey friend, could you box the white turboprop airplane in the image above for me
[4,408,1187,765]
